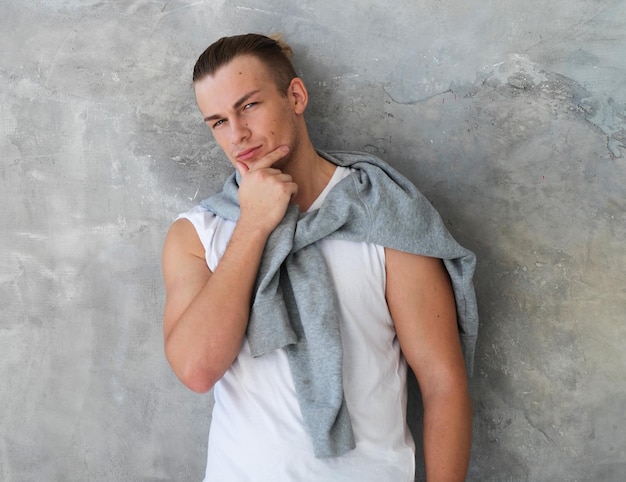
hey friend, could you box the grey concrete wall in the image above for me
[1,0,624,480]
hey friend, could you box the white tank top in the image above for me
[178,167,415,481]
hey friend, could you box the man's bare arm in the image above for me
[162,147,297,393]
[385,248,472,482]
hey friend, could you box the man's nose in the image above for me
[230,118,251,144]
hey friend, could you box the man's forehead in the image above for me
[200,57,270,94]
[196,57,277,111]
[217,55,270,82]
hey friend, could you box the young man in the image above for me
[162,33,478,481]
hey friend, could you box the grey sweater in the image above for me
[200,150,479,458]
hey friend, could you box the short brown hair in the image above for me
[192,33,297,95]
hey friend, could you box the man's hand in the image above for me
[236,146,298,235]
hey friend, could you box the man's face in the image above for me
[194,55,300,171]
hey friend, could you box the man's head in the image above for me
[192,33,311,172]
[193,33,297,96]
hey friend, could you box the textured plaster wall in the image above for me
[1,1,625,481]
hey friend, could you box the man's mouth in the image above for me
[235,146,262,162]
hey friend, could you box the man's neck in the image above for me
[286,146,336,212]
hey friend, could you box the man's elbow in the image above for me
[427,378,473,428]
[418,365,471,406]
[164,343,220,394]
[178,367,218,394]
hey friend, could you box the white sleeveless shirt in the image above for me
[178,167,415,481]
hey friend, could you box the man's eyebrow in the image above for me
[203,89,261,123]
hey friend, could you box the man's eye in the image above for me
[244,102,257,110]
[213,119,225,128]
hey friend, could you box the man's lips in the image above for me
[235,146,262,162]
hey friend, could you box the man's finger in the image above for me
[235,161,249,176]
[249,146,290,171]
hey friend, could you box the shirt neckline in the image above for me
[306,166,350,212]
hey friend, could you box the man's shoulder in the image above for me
[319,149,388,167]
[176,204,235,228]
[171,204,237,267]
[163,217,206,263]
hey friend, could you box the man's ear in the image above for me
[288,77,308,115]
